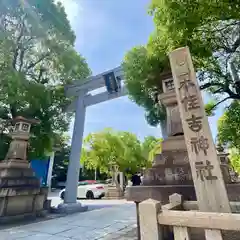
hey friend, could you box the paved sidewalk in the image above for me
[1,203,137,240]
[103,227,137,240]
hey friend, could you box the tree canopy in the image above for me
[218,100,240,149]
[0,0,91,159]
[217,100,240,173]
[80,129,162,175]
[123,0,240,125]
[228,148,240,174]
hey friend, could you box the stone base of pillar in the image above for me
[0,210,48,224]
[0,159,30,169]
[143,136,193,186]
[0,186,48,223]
[104,185,124,199]
[0,157,49,222]
[56,202,88,214]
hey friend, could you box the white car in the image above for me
[59,180,105,200]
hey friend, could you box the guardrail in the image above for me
[139,193,240,240]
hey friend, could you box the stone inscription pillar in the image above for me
[169,46,230,213]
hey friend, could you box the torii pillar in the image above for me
[57,67,125,212]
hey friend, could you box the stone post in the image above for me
[47,145,60,192]
[160,120,168,140]
[139,199,163,240]
[119,172,124,191]
[111,164,119,186]
[47,150,56,193]
[169,46,230,214]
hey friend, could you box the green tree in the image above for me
[218,100,240,149]
[141,136,162,163]
[123,47,166,126]
[123,0,240,125]
[81,129,139,174]
[80,129,160,175]
[229,148,240,174]
[0,0,91,159]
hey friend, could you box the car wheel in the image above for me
[86,191,94,199]
[60,191,65,200]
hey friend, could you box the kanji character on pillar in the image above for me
[186,114,203,132]
[205,160,218,180]
[195,160,218,181]
[181,95,200,112]
[195,161,205,181]
[191,136,209,155]
[179,75,196,97]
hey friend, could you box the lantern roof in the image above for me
[12,116,40,125]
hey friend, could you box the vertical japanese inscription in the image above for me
[195,161,217,181]
[169,46,230,214]
[171,49,217,181]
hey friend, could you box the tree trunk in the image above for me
[230,61,240,95]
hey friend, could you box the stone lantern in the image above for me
[142,71,193,186]
[110,164,119,186]
[216,142,232,183]
[105,164,124,199]
[0,116,49,221]
[2,116,39,168]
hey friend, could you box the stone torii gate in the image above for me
[60,66,126,210]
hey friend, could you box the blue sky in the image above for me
[60,0,226,142]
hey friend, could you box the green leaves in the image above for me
[229,148,240,174]
[205,100,218,116]
[141,136,162,164]
[123,46,166,126]
[80,129,162,174]
[218,100,240,150]
[124,0,240,126]
[0,0,91,159]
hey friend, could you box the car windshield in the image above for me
[78,182,88,186]
[78,180,97,186]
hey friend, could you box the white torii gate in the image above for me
[63,66,127,205]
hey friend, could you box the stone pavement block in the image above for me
[100,235,121,240]
[99,226,138,240]
[14,221,74,235]
[58,226,97,239]
[90,228,114,239]
[87,221,112,229]
[1,203,137,240]
[67,218,97,228]
[17,233,71,240]
[1,229,34,240]
[108,222,128,231]
[57,225,122,240]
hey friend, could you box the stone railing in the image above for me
[139,193,240,240]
